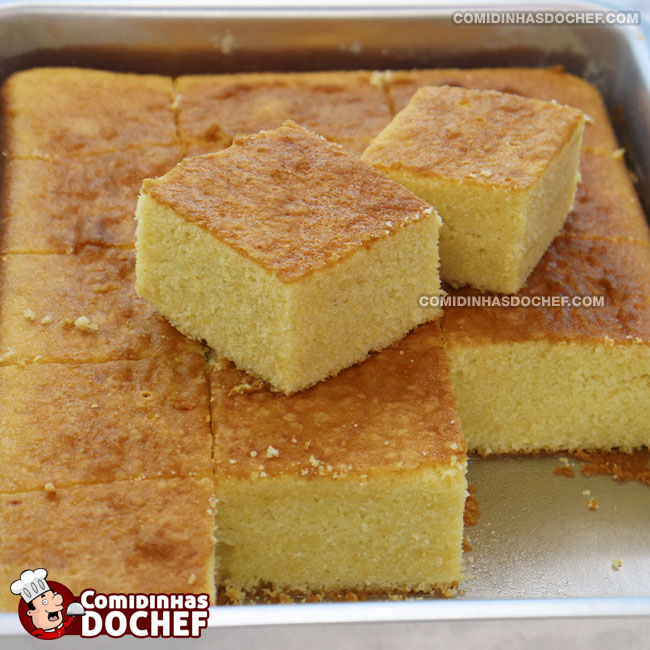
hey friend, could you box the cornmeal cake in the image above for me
[0,477,216,611]
[362,85,585,294]
[384,66,618,152]
[0,247,201,366]
[174,71,393,155]
[442,235,650,454]
[2,68,176,157]
[136,121,442,394]
[0,146,183,254]
[561,149,650,245]
[0,352,210,492]
[210,322,466,599]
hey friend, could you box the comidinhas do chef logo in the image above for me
[10,568,210,639]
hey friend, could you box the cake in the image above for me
[0,65,647,609]
[561,149,650,245]
[2,68,176,157]
[442,235,650,454]
[210,322,467,599]
[136,121,442,394]
[383,66,618,152]
[362,85,585,294]
[0,478,216,612]
[0,247,202,365]
[0,352,211,492]
[1,146,183,254]
[174,70,393,155]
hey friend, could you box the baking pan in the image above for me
[0,0,649,641]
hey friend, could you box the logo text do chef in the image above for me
[79,590,210,638]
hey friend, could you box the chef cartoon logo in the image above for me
[11,568,85,640]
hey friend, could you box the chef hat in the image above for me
[10,569,51,603]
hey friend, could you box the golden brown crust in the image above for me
[0,478,216,611]
[561,149,650,244]
[2,68,177,157]
[363,85,584,190]
[216,580,458,605]
[143,122,434,282]
[0,353,211,492]
[1,146,183,254]
[174,71,392,148]
[442,236,650,345]
[0,247,202,365]
[210,321,464,479]
[385,66,617,150]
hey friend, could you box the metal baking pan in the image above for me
[0,0,649,643]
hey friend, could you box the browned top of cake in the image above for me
[385,66,617,151]
[1,146,182,254]
[143,122,435,282]
[0,477,215,611]
[0,353,211,492]
[210,322,465,479]
[362,85,584,190]
[2,68,176,157]
[561,150,650,245]
[442,236,650,345]
[0,246,202,365]
[174,71,392,147]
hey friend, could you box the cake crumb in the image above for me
[249,450,257,458]
[582,490,591,496]
[612,559,622,571]
[23,309,36,321]
[187,573,197,585]
[229,459,237,464]
[43,482,56,493]
[73,316,98,332]
[462,537,473,552]
[229,377,265,396]
[553,465,575,478]
[309,455,320,467]
[587,498,599,511]
[40,315,52,324]
[612,148,625,160]
[266,445,280,458]
[463,484,482,528]
[90,403,99,409]
[291,436,298,443]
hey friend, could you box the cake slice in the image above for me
[0,247,201,366]
[384,66,617,152]
[210,322,467,600]
[1,146,182,254]
[0,477,216,611]
[174,71,393,155]
[0,351,211,492]
[2,68,176,157]
[362,85,585,294]
[442,235,650,454]
[136,121,442,394]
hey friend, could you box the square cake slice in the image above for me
[362,85,585,294]
[0,352,211,492]
[0,247,201,366]
[210,322,467,600]
[384,66,617,151]
[0,477,216,612]
[136,121,442,394]
[1,146,182,254]
[2,68,176,157]
[442,236,650,454]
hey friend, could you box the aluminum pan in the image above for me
[0,0,649,636]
